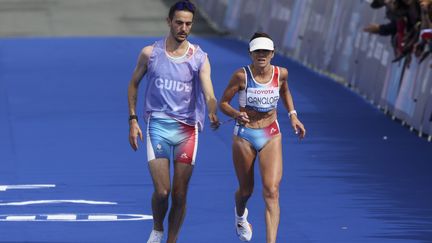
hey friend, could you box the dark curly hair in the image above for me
[168,0,196,20]
[249,32,273,42]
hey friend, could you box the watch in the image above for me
[129,115,138,121]
[288,110,297,118]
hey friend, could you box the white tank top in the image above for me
[239,65,280,112]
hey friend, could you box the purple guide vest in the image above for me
[143,39,207,131]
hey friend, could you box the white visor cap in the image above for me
[249,37,274,52]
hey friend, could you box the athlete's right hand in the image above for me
[129,120,143,151]
[235,111,250,125]
[209,112,220,130]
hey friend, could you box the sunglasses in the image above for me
[174,1,195,12]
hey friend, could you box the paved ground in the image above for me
[0,0,216,37]
[1,36,431,243]
[2,2,432,242]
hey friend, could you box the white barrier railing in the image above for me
[196,0,432,139]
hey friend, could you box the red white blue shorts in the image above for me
[146,117,198,165]
[234,120,280,151]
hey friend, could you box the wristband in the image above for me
[129,115,138,121]
[288,110,297,118]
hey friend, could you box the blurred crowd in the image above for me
[363,0,432,67]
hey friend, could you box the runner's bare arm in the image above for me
[199,56,220,128]
[127,45,153,150]
[219,69,250,123]
[279,68,306,139]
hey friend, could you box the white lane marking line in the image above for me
[86,214,154,221]
[88,215,118,221]
[84,214,153,221]
[0,184,56,191]
[46,214,77,220]
[0,214,153,222]
[6,216,36,221]
[0,200,117,206]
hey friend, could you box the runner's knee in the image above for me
[154,189,170,201]
[263,185,279,201]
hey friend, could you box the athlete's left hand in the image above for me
[290,116,306,139]
[209,113,220,130]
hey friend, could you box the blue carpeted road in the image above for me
[0,37,431,243]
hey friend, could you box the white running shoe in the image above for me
[235,207,252,241]
[147,230,163,243]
